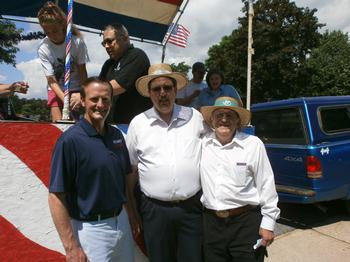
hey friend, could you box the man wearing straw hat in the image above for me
[200,96,280,262]
[126,63,207,262]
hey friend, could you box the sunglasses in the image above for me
[150,85,174,93]
[101,38,116,47]
[213,111,239,120]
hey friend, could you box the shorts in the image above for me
[47,89,63,108]
[47,89,80,108]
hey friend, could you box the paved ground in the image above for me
[266,201,350,262]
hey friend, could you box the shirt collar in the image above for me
[145,104,192,126]
[79,117,109,137]
[206,85,223,94]
[205,130,245,148]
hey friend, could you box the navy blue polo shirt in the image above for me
[49,118,131,220]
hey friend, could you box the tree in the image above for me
[0,19,23,66]
[305,31,350,96]
[170,62,191,76]
[10,95,50,121]
[206,0,324,103]
[0,19,45,66]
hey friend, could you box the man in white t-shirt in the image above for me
[176,62,207,110]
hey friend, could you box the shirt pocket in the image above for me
[233,164,248,186]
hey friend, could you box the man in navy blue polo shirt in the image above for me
[48,77,134,262]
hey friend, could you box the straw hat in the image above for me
[136,63,188,97]
[201,96,251,127]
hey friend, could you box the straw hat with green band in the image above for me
[136,63,188,97]
[201,96,251,127]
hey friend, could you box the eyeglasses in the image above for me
[150,85,174,93]
[101,38,116,47]
[213,111,238,120]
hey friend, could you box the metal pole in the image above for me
[161,45,166,63]
[62,0,73,120]
[246,0,254,110]
[161,0,190,62]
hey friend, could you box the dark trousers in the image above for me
[140,192,203,262]
[203,207,266,262]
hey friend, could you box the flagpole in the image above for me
[62,0,73,120]
[161,0,190,62]
[246,0,254,111]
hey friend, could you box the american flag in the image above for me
[165,23,190,48]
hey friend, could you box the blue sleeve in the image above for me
[49,135,77,193]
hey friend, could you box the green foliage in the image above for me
[170,62,191,75]
[305,31,350,96]
[206,0,324,103]
[11,95,50,121]
[0,19,23,66]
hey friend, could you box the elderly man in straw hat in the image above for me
[126,63,207,262]
[200,96,280,262]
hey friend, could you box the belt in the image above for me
[205,205,255,218]
[77,208,121,222]
[143,191,201,206]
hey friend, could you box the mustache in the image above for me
[159,98,169,103]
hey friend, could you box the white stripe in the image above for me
[0,145,64,254]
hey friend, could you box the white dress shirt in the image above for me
[200,131,280,231]
[126,104,206,201]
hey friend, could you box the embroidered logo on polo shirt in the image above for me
[236,162,247,166]
[113,139,124,149]
[114,62,121,71]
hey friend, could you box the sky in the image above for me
[1,0,350,100]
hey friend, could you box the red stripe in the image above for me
[178,25,190,35]
[168,39,187,47]
[0,123,63,187]
[158,0,183,6]
[168,38,187,45]
[0,216,65,261]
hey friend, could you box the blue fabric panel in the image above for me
[1,0,168,42]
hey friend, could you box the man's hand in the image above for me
[11,81,29,94]
[70,93,82,111]
[128,211,142,238]
[66,246,88,262]
[259,228,275,247]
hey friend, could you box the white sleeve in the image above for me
[125,120,138,166]
[253,138,280,231]
[38,45,54,77]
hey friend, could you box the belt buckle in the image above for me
[215,210,229,218]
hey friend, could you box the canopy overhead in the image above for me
[0,0,183,43]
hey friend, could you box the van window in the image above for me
[320,106,350,133]
[252,107,307,145]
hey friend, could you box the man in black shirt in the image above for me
[99,23,152,124]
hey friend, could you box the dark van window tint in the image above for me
[320,106,350,133]
[252,108,306,145]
